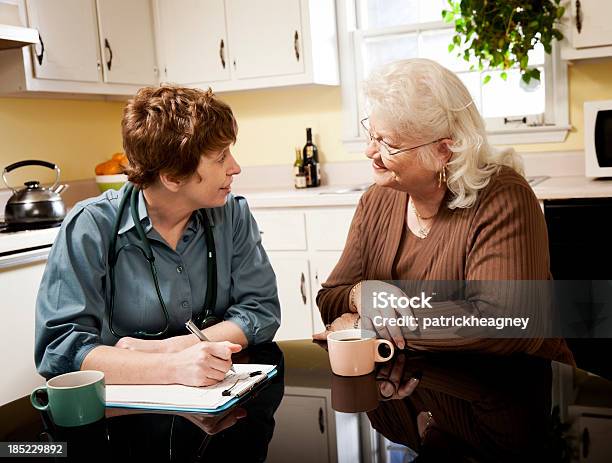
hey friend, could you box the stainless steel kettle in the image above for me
[2,160,69,228]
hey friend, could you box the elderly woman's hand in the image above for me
[356,280,413,350]
[376,353,420,400]
[312,312,360,341]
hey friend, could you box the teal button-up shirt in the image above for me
[35,185,280,378]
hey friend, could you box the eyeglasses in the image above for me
[360,117,447,157]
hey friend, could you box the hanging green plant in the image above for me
[441,0,566,84]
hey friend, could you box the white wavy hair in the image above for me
[363,58,523,209]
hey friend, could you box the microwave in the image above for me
[585,99,612,178]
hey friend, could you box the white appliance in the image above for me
[584,99,612,178]
[0,227,59,405]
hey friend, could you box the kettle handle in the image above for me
[2,160,61,193]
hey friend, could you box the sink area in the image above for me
[527,176,549,187]
[319,177,549,195]
[318,184,371,195]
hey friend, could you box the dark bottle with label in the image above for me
[302,127,320,187]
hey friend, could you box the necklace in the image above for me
[409,198,436,239]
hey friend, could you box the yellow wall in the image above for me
[1,58,612,183]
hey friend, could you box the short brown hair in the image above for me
[121,84,237,188]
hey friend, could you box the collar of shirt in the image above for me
[116,187,204,236]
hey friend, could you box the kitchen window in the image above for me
[338,0,570,151]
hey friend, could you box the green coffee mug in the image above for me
[30,370,105,427]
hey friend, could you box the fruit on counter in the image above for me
[95,152,129,175]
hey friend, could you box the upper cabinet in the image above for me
[225,0,305,80]
[26,0,101,82]
[0,0,338,96]
[156,0,339,92]
[157,0,230,84]
[95,0,157,85]
[561,0,612,60]
[0,0,158,95]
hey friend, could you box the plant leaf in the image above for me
[483,74,491,84]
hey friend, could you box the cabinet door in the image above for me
[310,251,342,334]
[571,0,612,49]
[267,252,312,341]
[157,0,230,84]
[96,0,157,85]
[267,395,330,463]
[26,0,101,82]
[225,0,305,79]
[0,260,47,405]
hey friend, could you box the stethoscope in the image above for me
[107,183,219,339]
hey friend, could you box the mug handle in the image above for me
[30,386,49,411]
[373,339,394,362]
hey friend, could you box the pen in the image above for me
[185,319,236,372]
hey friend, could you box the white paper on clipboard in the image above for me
[106,364,275,410]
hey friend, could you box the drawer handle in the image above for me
[318,407,324,433]
[575,0,583,34]
[300,272,307,305]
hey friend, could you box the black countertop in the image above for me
[1,340,612,462]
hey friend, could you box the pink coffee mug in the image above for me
[327,329,394,376]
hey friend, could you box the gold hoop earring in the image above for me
[438,166,447,188]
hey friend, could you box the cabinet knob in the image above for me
[575,0,583,34]
[300,272,307,305]
[34,32,45,66]
[104,38,113,71]
[219,39,226,69]
[318,407,325,434]
[294,30,300,61]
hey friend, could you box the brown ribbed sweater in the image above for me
[317,166,574,364]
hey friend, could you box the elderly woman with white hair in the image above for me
[315,58,573,365]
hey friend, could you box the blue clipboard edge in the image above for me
[105,368,278,415]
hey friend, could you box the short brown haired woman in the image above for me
[35,86,281,385]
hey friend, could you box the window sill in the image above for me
[342,125,571,153]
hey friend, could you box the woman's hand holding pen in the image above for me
[168,341,242,386]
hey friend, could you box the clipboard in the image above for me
[105,364,277,415]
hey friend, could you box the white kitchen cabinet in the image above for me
[561,0,612,60]
[225,0,304,80]
[0,257,47,405]
[155,0,339,92]
[0,0,157,95]
[250,205,356,340]
[96,0,157,85]
[309,251,342,334]
[25,0,101,82]
[267,387,338,463]
[267,252,313,341]
[156,0,230,85]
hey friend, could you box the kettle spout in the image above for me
[53,184,69,195]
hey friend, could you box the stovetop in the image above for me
[0,220,62,234]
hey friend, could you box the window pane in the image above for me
[481,68,545,118]
[361,0,446,28]
[418,0,448,22]
[362,0,419,29]
[362,34,418,78]
[456,71,482,113]
[419,29,472,72]
[527,42,545,66]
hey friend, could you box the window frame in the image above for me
[338,0,571,153]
